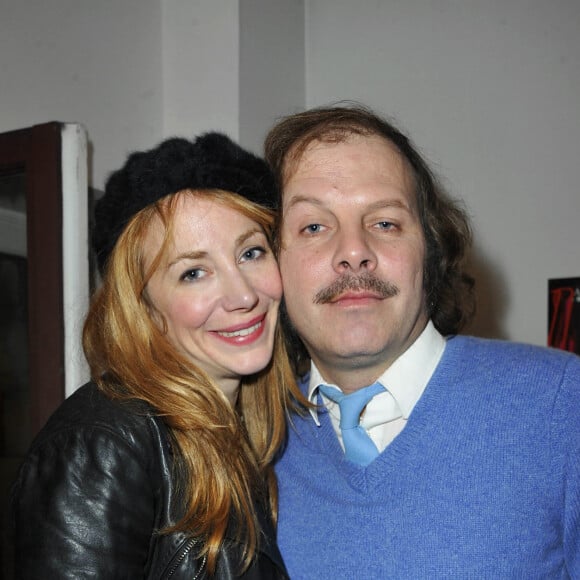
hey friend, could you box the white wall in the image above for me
[161,0,306,154]
[239,0,305,153]
[0,0,304,185]
[304,0,580,346]
[0,0,163,189]
[162,0,240,141]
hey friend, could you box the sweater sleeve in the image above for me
[11,423,156,579]
[555,354,580,576]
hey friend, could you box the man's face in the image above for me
[279,134,429,391]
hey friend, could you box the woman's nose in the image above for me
[220,269,259,311]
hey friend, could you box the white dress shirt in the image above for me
[307,321,446,452]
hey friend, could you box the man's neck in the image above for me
[312,357,395,394]
[310,321,433,394]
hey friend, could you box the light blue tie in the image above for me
[318,382,386,466]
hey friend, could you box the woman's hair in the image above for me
[83,188,302,573]
[265,103,476,376]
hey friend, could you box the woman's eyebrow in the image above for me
[167,227,264,269]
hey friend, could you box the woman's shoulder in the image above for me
[11,383,168,578]
[27,382,163,456]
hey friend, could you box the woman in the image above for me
[11,133,304,578]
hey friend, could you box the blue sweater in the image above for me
[275,336,580,579]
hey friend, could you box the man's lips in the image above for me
[329,291,386,306]
[314,273,399,305]
[329,290,385,303]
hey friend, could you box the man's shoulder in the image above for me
[448,334,578,361]
[445,335,580,387]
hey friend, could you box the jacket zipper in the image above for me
[166,537,206,579]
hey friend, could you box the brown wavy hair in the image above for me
[264,103,476,375]
[83,188,303,573]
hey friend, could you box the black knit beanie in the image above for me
[92,132,278,274]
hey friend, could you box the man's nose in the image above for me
[332,226,378,274]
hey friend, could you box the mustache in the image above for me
[314,273,399,304]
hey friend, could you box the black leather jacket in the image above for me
[11,383,289,579]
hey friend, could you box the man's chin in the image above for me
[314,345,391,368]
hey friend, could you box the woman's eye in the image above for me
[376,220,395,230]
[241,246,266,262]
[180,268,205,282]
[303,223,322,234]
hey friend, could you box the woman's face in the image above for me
[143,194,282,402]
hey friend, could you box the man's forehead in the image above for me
[281,133,413,195]
[281,134,351,184]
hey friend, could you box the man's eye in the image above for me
[376,221,395,230]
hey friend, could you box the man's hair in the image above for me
[264,103,475,374]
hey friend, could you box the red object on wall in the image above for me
[548,278,580,355]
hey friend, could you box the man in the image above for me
[265,104,580,578]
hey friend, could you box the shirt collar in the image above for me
[307,321,446,425]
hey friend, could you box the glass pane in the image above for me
[0,172,27,580]
[0,253,30,454]
[0,173,26,212]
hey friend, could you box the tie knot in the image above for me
[318,382,385,430]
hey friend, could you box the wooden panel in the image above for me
[0,122,65,435]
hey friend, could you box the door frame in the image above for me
[0,122,89,434]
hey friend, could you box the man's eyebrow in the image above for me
[284,195,325,211]
[366,199,411,212]
[284,195,411,212]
